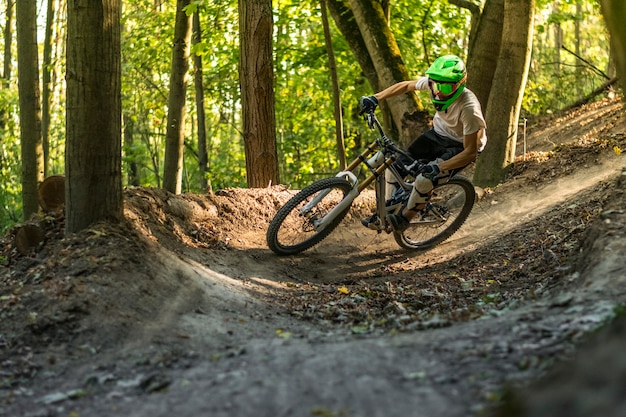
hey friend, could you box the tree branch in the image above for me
[448,0,480,16]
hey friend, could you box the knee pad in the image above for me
[415,175,434,195]
[406,175,434,209]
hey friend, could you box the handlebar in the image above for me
[363,111,412,158]
[363,110,425,181]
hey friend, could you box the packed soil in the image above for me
[1,97,626,417]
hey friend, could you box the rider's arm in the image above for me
[374,80,418,101]
[438,129,483,171]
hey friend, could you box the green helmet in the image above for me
[425,55,467,111]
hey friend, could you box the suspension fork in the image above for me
[299,171,360,231]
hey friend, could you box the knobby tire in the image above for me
[267,177,354,256]
[394,175,475,250]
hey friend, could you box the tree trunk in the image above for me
[466,0,504,110]
[321,0,347,170]
[3,0,13,82]
[16,0,44,220]
[239,0,279,188]
[192,11,208,191]
[66,0,122,233]
[123,113,139,186]
[348,0,425,146]
[473,0,534,187]
[574,0,582,96]
[600,0,626,94]
[552,1,562,76]
[42,0,56,177]
[163,0,192,194]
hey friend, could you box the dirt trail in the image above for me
[241,151,625,288]
[1,98,626,417]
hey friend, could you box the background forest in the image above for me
[0,0,615,231]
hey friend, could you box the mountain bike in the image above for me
[266,110,476,256]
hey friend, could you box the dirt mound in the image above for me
[521,97,625,154]
[0,187,294,358]
[0,184,373,368]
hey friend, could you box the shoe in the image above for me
[361,214,380,230]
[386,213,410,232]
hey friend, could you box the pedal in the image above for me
[361,215,381,230]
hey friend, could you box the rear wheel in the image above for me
[267,177,354,255]
[394,175,475,250]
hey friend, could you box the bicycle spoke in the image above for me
[395,176,475,250]
[267,178,353,255]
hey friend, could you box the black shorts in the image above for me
[406,129,464,162]
[392,129,464,177]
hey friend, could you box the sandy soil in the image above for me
[1,97,625,417]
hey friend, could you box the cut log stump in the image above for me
[15,224,45,255]
[38,175,65,213]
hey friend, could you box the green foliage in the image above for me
[0,0,615,226]
[274,1,357,186]
[121,0,176,188]
[392,0,471,71]
[0,87,22,231]
[525,1,610,116]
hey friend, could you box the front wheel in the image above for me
[394,175,476,250]
[267,177,354,256]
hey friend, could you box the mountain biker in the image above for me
[358,54,487,232]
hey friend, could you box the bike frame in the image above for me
[303,113,414,232]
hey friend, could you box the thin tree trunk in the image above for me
[192,11,208,191]
[16,0,44,219]
[0,0,14,132]
[163,0,192,194]
[123,113,139,186]
[42,0,56,177]
[473,0,534,187]
[574,0,582,96]
[321,0,346,170]
[553,1,562,75]
[3,0,13,82]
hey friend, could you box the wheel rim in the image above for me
[273,181,351,252]
[398,180,473,248]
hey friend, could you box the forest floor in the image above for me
[1,96,626,417]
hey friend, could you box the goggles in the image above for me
[428,79,457,99]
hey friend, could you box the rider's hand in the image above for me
[358,95,379,115]
[421,164,440,181]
